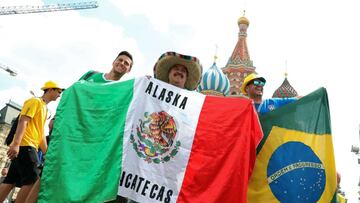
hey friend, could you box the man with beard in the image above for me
[153,51,202,90]
[79,51,133,82]
[241,73,298,115]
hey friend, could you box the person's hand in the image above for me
[7,143,20,160]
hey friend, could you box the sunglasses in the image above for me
[52,88,63,94]
[251,80,265,87]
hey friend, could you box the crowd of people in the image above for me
[0,50,298,202]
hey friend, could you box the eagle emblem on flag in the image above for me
[130,111,181,164]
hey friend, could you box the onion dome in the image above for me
[272,74,298,98]
[238,16,249,26]
[198,62,230,96]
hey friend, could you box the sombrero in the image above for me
[153,52,202,90]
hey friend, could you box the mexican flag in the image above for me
[247,88,337,203]
[39,76,263,203]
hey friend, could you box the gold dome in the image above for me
[238,16,249,26]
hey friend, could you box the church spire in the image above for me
[226,10,252,67]
[222,12,256,95]
[214,44,218,63]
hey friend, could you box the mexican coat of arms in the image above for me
[130,111,181,164]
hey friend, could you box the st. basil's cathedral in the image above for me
[197,14,298,99]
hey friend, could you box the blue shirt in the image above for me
[254,98,297,115]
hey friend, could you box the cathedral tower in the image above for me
[222,13,256,95]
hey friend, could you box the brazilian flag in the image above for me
[247,88,337,203]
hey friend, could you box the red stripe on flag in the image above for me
[177,96,263,203]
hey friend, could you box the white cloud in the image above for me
[0,6,143,109]
[1,12,143,83]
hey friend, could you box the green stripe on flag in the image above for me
[257,87,331,153]
[39,79,135,202]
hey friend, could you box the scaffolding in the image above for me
[0,62,17,76]
[0,1,98,15]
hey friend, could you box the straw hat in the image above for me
[153,52,202,90]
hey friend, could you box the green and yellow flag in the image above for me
[336,193,347,203]
[247,88,337,203]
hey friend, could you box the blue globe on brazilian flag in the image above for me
[247,88,337,203]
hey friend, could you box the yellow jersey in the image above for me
[19,97,47,149]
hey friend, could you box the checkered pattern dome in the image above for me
[272,77,298,98]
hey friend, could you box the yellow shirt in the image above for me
[19,97,47,149]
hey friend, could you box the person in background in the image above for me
[25,117,55,203]
[0,81,64,203]
[0,164,9,183]
[241,73,298,115]
[1,161,15,203]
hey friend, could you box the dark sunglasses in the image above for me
[251,80,265,87]
[52,88,63,94]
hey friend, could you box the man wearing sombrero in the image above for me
[153,52,202,91]
[0,81,64,202]
[119,52,202,203]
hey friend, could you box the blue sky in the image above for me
[1,0,360,201]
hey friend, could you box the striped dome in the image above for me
[272,77,298,98]
[198,62,230,96]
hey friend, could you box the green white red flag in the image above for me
[39,76,263,203]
